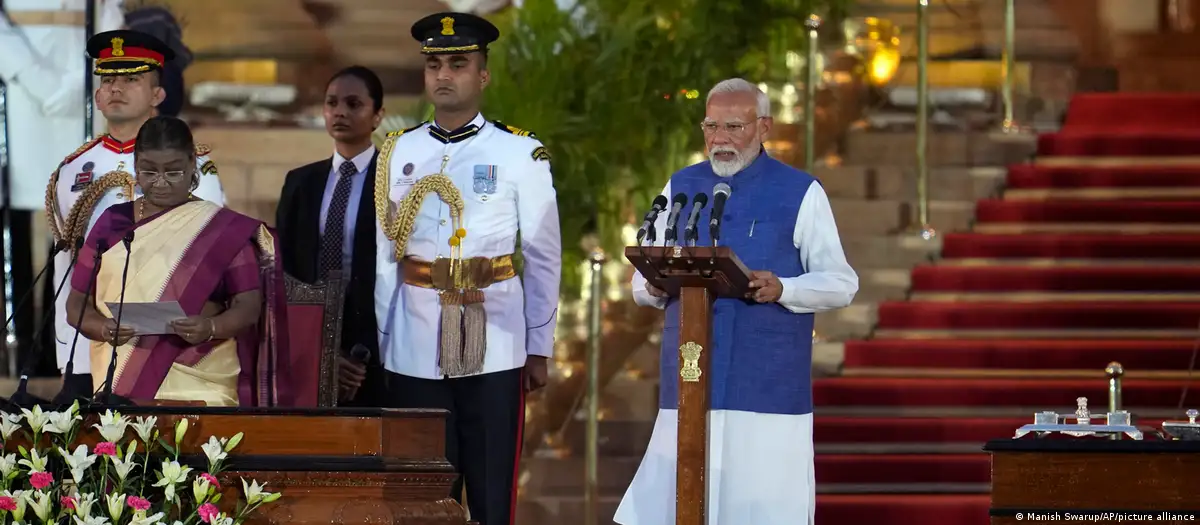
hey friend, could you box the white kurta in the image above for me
[374,114,561,380]
[615,179,858,525]
[49,137,226,373]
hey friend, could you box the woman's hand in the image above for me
[101,319,136,346]
[170,316,215,345]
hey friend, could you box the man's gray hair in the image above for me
[706,78,771,118]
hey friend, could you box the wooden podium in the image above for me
[43,405,471,525]
[986,438,1200,524]
[625,245,753,525]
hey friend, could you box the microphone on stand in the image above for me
[2,241,68,338]
[636,195,669,245]
[10,239,84,408]
[97,230,134,405]
[682,193,709,247]
[663,193,688,247]
[55,237,106,405]
[708,183,732,245]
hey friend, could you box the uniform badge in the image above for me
[403,162,414,175]
[473,165,497,195]
[71,162,95,192]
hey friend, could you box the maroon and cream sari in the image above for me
[71,199,292,406]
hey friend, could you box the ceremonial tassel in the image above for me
[461,290,487,376]
[438,291,465,377]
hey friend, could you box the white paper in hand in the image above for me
[104,301,187,336]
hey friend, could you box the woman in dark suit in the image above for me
[276,66,385,405]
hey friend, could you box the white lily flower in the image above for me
[17,449,49,473]
[73,517,110,525]
[211,513,234,525]
[131,416,157,444]
[104,493,125,522]
[19,406,48,434]
[23,490,52,523]
[91,410,130,443]
[3,490,26,522]
[191,476,212,503]
[57,445,97,484]
[44,410,81,435]
[200,436,227,470]
[0,453,17,479]
[110,444,138,481]
[75,493,98,521]
[129,511,165,525]
[0,413,22,440]
[240,478,273,505]
[152,461,191,502]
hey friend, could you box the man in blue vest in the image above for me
[614,78,859,525]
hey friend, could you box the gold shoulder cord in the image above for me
[46,161,135,257]
[372,133,489,377]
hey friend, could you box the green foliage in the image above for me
[411,0,850,294]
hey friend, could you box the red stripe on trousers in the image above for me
[509,369,527,525]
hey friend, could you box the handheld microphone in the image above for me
[682,193,709,246]
[56,237,105,405]
[340,343,374,404]
[11,239,84,408]
[708,183,732,244]
[636,195,669,245]
[663,193,688,247]
[99,230,135,403]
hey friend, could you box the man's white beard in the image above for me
[708,145,758,177]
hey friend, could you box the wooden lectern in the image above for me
[624,245,753,525]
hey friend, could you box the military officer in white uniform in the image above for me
[373,12,561,525]
[47,29,226,401]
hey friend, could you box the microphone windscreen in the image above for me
[694,193,709,207]
[713,182,731,197]
[651,194,669,209]
[671,192,688,206]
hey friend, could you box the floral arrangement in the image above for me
[0,402,281,525]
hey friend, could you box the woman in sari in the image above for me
[66,115,292,407]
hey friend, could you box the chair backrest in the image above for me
[283,271,345,407]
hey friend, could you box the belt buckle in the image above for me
[430,257,454,290]
[469,257,495,289]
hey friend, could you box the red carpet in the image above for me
[875,301,1200,330]
[816,454,989,484]
[911,265,1200,292]
[1007,165,1200,189]
[815,416,1030,443]
[844,339,1198,370]
[814,92,1200,525]
[817,495,991,525]
[940,233,1200,259]
[815,377,1200,407]
[976,199,1200,223]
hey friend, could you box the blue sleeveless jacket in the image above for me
[659,153,817,415]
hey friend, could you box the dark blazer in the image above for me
[276,152,381,403]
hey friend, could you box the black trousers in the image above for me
[384,367,525,525]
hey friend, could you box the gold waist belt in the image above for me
[402,254,516,290]
[402,254,516,377]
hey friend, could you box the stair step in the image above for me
[844,130,1036,167]
[814,166,1005,201]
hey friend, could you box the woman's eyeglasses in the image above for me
[138,171,190,183]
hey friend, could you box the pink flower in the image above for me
[0,496,15,511]
[61,496,77,511]
[94,442,118,457]
[198,503,220,523]
[200,472,220,489]
[29,471,53,490]
[127,496,151,512]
